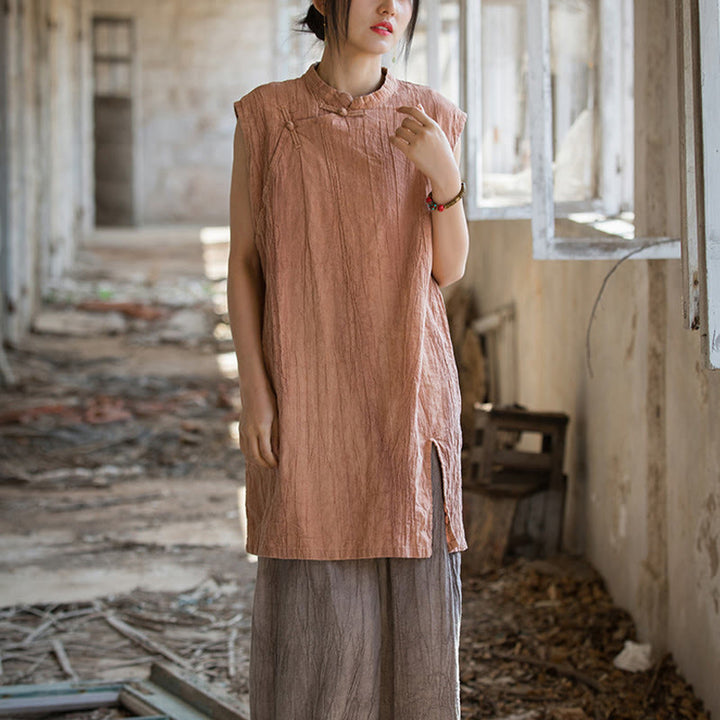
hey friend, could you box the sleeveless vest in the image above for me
[233,61,468,559]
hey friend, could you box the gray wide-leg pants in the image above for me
[248,443,462,720]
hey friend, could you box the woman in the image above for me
[228,1,469,717]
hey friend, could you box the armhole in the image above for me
[432,93,467,153]
[448,106,467,153]
[232,94,265,213]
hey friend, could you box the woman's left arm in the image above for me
[391,104,469,288]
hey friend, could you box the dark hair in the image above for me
[295,1,420,66]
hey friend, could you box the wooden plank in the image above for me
[0,663,246,719]
[493,449,553,472]
[149,663,250,720]
[474,411,568,432]
[477,405,569,422]
[676,0,704,330]
[120,673,249,720]
[0,680,122,716]
[461,489,518,574]
[100,611,194,671]
[120,685,209,720]
[475,478,548,497]
[51,638,78,681]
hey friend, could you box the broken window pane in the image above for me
[478,0,599,209]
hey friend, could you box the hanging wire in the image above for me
[585,238,679,378]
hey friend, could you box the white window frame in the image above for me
[528,0,681,260]
[461,0,681,260]
[678,0,704,334]
[698,0,720,369]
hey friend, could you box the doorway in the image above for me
[93,16,135,226]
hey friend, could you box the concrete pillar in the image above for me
[633,0,682,653]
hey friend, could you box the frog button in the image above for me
[337,107,348,116]
[285,119,295,130]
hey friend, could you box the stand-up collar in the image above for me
[301,61,398,112]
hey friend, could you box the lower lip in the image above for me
[371,26,392,35]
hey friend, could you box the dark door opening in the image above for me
[93,16,135,227]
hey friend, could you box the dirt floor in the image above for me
[0,227,711,720]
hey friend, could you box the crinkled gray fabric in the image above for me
[248,443,462,719]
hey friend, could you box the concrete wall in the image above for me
[459,0,720,715]
[1,0,93,346]
[91,0,273,224]
[1,0,276,343]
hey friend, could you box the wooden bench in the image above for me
[461,403,569,574]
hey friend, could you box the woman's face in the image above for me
[344,0,414,58]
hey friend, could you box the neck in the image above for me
[315,53,386,99]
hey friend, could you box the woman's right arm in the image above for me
[228,119,278,469]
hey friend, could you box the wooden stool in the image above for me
[461,403,569,574]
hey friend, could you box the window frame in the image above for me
[461,0,682,260]
[698,0,720,369]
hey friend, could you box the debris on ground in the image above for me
[459,556,710,720]
[0,234,712,720]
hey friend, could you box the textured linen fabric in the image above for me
[233,61,468,559]
[249,442,462,720]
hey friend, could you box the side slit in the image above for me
[430,439,450,552]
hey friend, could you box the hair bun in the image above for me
[299,3,325,41]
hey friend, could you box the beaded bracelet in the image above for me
[425,181,466,212]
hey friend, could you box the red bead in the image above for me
[438,204,444,211]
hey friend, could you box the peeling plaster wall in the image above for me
[0,0,92,345]
[463,225,720,720]
[665,265,720,709]
[461,0,720,714]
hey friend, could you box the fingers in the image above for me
[395,103,428,124]
[258,429,278,468]
[392,104,434,150]
[393,125,417,144]
[240,423,278,470]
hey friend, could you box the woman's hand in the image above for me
[238,384,279,470]
[389,103,460,191]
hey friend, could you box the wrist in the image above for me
[429,172,462,205]
[426,178,465,212]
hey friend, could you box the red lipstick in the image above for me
[370,20,393,35]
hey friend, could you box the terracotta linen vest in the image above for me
[233,61,468,560]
